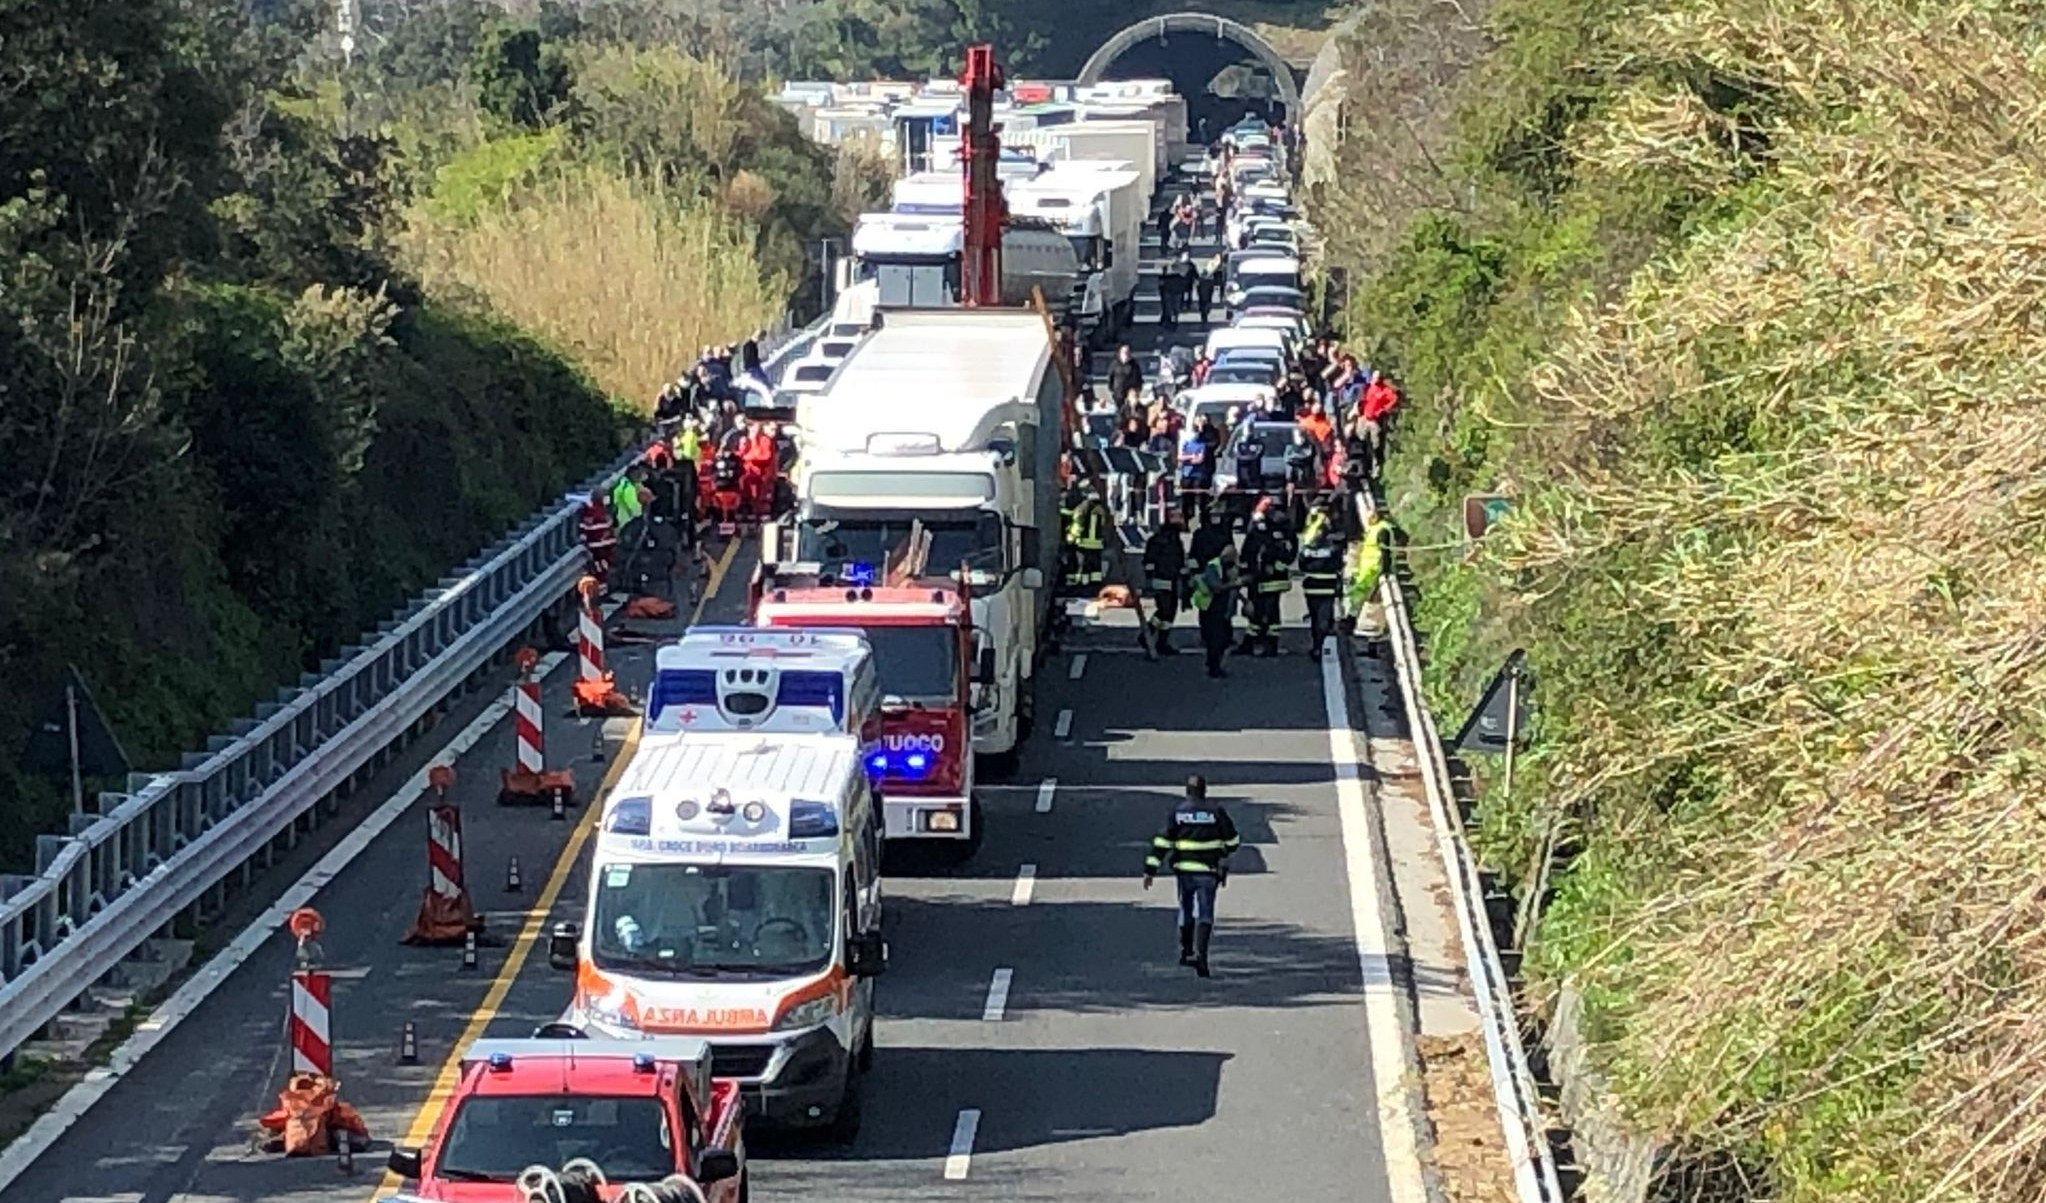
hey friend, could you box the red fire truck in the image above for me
[386,1036,745,1201]
[749,559,983,855]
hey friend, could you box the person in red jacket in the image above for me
[577,495,617,584]
[1360,371,1401,481]
[738,421,778,519]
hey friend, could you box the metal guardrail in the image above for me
[1359,492,1566,1203]
[0,317,830,1064]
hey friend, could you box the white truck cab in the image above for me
[549,732,886,1139]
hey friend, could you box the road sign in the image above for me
[1453,650,1528,756]
[1463,494,1512,541]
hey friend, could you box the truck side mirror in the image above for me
[388,1147,424,1179]
[547,923,580,972]
[848,932,888,978]
[1021,567,1045,591]
[973,647,996,685]
[696,1149,741,1184]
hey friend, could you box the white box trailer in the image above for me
[782,310,1063,762]
[1008,161,1144,343]
[1004,120,1161,208]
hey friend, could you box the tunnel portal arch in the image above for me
[1077,13,1304,120]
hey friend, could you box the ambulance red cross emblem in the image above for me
[678,708,698,725]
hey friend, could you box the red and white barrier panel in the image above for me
[290,969,332,1077]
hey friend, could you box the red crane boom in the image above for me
[958,43,1006,307]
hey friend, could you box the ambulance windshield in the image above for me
[592,863,836,979]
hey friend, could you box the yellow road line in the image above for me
[368,546,734,1197]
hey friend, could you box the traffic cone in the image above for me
[404,766,478,945]
[500,647,577,806]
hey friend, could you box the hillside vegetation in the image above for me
[1326,0,2046,1199]
[0,0,848,870]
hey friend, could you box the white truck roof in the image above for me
[853,212,963,257]
[817,310,1051,413]
[599,732,864,863]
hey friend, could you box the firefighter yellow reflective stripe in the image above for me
[1257,578,1290,593]
[1170,838,1233,852]
[1172,861,1223,874]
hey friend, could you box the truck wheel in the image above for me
[828,1060,865,1144]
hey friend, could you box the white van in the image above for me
[1204,325,1292,364]
[550,731,887,1139]
[1226,256,1301,307]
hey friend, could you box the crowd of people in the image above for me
[1065,122,1402,680]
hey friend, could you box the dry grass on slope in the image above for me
[401,166,785,405]
[1493,2,2046,1200]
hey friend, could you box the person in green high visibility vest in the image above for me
[1066,484,1109,588]
[1347,508,1394,616]
[610,468,646,529]
[1187,518,1240,679]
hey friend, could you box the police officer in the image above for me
[1297,499,1345,657]
[1066,483,1109,589]
[1141,506,1187,654]
[1143,775,1240,977]
[1187,515,1239,679]
[1238,498,1296,657]
[1178,418,1216,526]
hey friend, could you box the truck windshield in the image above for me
[797,508,1006,579]
[436,1095,672,1181]
[593,863,835,978]
[872,259,959,306]
[848,625,960,701]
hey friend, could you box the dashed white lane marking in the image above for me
[944,1109,981,1180]
[1035,778,1057,813]
[982,968,1014,1021]
[1321,649,1428,1203]
[1069,653,1089,679]
[1011,864,1037,906]
[1054,708,1074,740]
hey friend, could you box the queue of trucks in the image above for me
[387,74,1178,1203]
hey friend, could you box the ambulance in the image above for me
[645,627,883,748]
[548,732,887,1141]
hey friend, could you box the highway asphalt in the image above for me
[11,190,1405,1203]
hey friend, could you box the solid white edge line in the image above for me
[982,968,1013,1022]
[1321,649,1429,1203]
[0,646,579,1193]
[943,1108,981,1180]
[1068,653,1088,680]
[1034,778,1057,813]
[1011,864,1037,907]
[1053,709,1074,740]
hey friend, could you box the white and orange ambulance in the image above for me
[547,731,887,1142]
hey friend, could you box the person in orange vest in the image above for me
[739,421,778,519]
[577,495,617,584]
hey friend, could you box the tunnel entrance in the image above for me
[1077,15,1301,147]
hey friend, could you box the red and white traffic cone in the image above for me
[291,968,333,1076]
[571,577,635,718]
[501,648,577,806]
[405,766,478,944]
[259,907,371,1156]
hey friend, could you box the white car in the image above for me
[1176,381,1279,430]
[1233,312,1312,347]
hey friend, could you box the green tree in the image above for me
[469,20,575,130]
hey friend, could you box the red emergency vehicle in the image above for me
[386,1037,745,1202]
[748,560,983,853]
